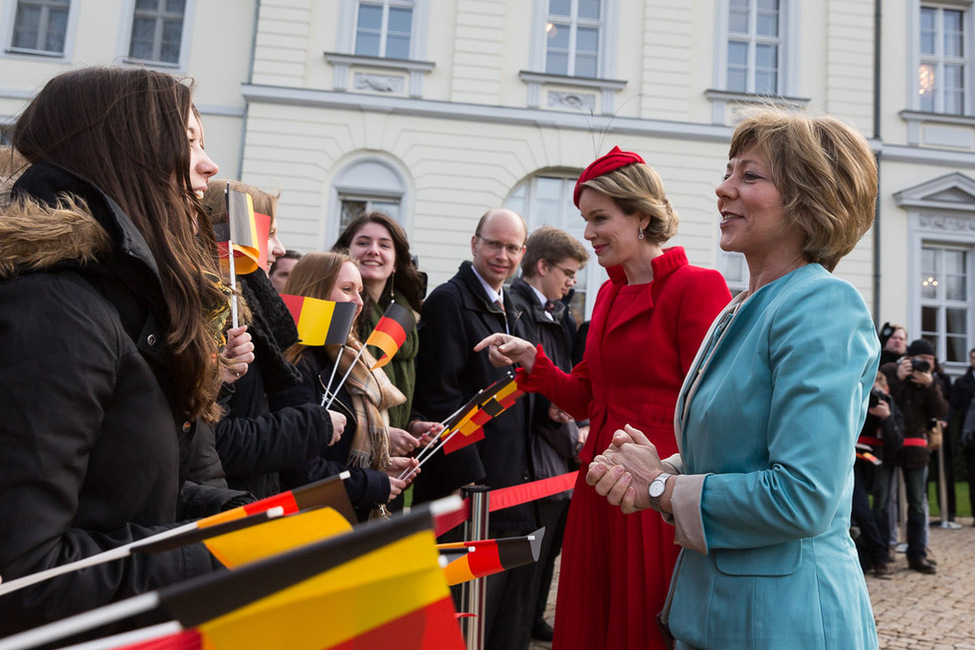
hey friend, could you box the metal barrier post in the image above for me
[460,485,490,650]
[935,443,963,529]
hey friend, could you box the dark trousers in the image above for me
[965,446,975,524]
[529,497,569,626]
[930,433,957,520]
[852,461,888,567]
[870,463,895,553]
[903,465,929,560]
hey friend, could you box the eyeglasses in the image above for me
[546,260,577,280]
[476,235,524,256]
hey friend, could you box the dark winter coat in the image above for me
[214,270,335,499]
[412,261,537,531]
[508,277,578,498]
[269,347,392,516]
[0,162,230,636]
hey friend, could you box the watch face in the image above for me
[649,477,666,498]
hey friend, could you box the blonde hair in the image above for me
[577,162,679,245]
[729,107,877,272]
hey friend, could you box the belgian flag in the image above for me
[280,295,358,347]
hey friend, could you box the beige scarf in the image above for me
[326,336,405,517]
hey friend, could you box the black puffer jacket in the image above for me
[0,163,227,636]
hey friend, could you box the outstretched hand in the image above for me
[473,333,538,371]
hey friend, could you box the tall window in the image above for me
[354,0,413,59]
[506,175,600,321]
[128,0,186,65]
[726,0,780,94]
[918,5,967,114]
[11,0,68,54]
[920,245,970,363]
[545,0,601,78]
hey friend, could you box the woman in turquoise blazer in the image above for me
[587,108,881,649]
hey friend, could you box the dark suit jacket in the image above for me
[412,261,537,531]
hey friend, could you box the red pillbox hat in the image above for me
[573,146,646,207]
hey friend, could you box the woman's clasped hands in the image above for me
[585,424,672,514]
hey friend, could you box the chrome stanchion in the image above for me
[935,442,963,529]
[461,485,489,650]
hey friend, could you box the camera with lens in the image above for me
[910,357,931,373]
[868,387,888,408]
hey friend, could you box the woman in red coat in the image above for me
[477,148,731,649]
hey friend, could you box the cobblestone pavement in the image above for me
[530,516,975,649]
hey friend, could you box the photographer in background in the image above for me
[853,372,904,578]
[880,339,947,574]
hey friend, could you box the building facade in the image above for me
[3,0,975,375]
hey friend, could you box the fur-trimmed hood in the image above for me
[0,191,111,280]
[1,162,164,304]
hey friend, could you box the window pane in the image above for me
[549,0,571,17]
[136,0,158,10]
[578,0,600,20]
[921,273,939,299]
[13,5,40,49]
[945,89,964,114]
[727,41,748,92]
[947,307,967,334]
[755,42,777,68]
[729,0,749,34]
[947,335,967,362]
[161,19,183,62]
[575,52,598,78]
[577,26,598,54]
[546,51,568,75]
[355,33,380,56]
[945,12,964,58]
[920,7,936,55]
[129,17,156,59]
[756,0,779,37]
[918,63,936,110]
[922,305,939,333]
[755,70,776,94]
[728,40,748,66]
[44,7,68,52]
[534,177,564,223]
[166,0,186,12]
[386,34,410,59]
[357,4,382,30]
[388,7,412,33]
[547,22,569,49]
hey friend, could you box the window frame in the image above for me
[4,0,76,58]
[529,0,618,81]
[712,0,797,97]
[351,0,414,60]
[913,2,974,116]
[118,0,195,70]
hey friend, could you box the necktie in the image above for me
[494,299,509,334]
[544,300,555,313]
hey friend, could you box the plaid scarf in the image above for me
[326,335,405,484]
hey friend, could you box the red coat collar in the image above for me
[606,246,689,286]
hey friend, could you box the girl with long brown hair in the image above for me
[0,67,233,635]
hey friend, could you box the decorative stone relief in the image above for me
[354,73,403,94]
[548,91,595,112]
[918,213,975,233]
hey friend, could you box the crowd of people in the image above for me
[0,65,970,650]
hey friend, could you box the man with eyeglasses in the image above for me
[413,208,538,650]
[506,224,589,642]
